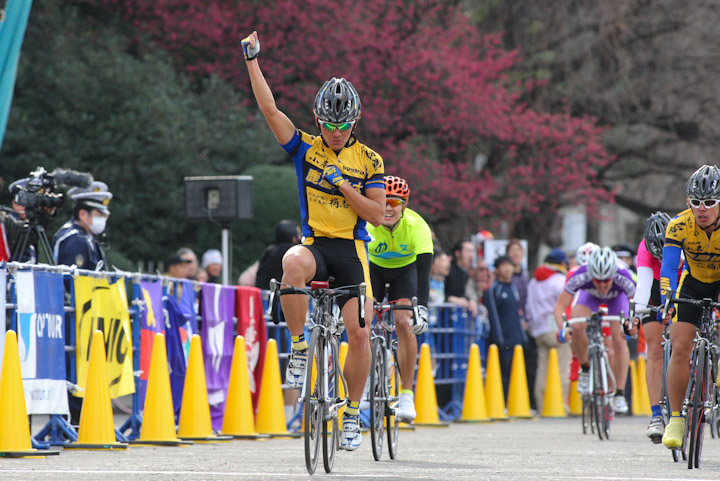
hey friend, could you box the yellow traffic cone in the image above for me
[0,331,58,457]
[458,343,489,422]
[66,330,128,450]
[541,348,566,418]
[131,334,191,446]
[636,357,652,416]
[568,380,583,416]
[177,335,232,442]
[414,343,448,427]
[256,339,295,437]
[630,359,640,416]
[507,345,533,418]
[485,344,508,420]
[338,341,348,419]
[222,336,266,439]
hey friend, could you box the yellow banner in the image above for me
[74,276,135,399]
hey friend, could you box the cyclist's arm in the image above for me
[659,242,682,306]
[244,32,295,145]
[553,290,574,330]
[634,265,654,308]
[339,184,384,227]
[415,252,432,307]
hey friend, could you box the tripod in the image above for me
[9,217,56,265]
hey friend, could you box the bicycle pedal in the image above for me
[650,435,663,445]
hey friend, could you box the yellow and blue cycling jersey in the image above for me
[281,129,384,241]
[367,208,433,269]
[660,208,720,301]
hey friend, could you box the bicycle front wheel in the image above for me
[322,338,340,473]
[386,347,400,460]
[661,338,680,461]
[304,328,323,475]
[369,339,385,461]
[688,340,708,469]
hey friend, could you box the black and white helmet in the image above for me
[644,211,671,259]
[575,242,599,267]
[587,246,618,280]
[313,77,361,123]
[686,165,720,200]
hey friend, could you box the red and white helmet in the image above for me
[575,242,599,267]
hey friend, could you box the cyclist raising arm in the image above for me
[367,176,432,422]
[243,31,385,451]
[659,165,720,449]
[553,247,636,414]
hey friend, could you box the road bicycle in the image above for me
[367,286,419,461]
[663,288,720,469]
[268,278,366,475]
[564,309,623,440]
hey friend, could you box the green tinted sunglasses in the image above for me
[321,120,355,132]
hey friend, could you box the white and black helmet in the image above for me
[575,242,599,267]
[587,246,618,280]
[313,77,361,123]
[686,165,720,200]
[644,211,671,259]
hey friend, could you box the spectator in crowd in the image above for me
[166,253,193,279]
[445,239,478,316]
[484,255,526,397]
[53,181,112,271]
[198,249,223,284]
[429,246,451,304]
[612,243,636,274]
[176,247,199,280]
[255,219,301,290]
[526,248,571,412]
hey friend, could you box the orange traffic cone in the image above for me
[255,339,296,437]
[177,335,232,442]
[507,345,533,418]
[458,344,489,422]
[568,380,583,416]
[485,344,508,420]
[636,357,652,416]
[131,334,191,446]
[222,336,266,439]
[414,343,448,427]
[0,331,59,457]
[66,330,128,450]
[541,348,567,418]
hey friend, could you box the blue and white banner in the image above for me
[0,267,6,360]
[16,270,69,415]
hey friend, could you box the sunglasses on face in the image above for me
[320,120,355,132]
[689,198,720,209]
[386,198,405,207]
[593,278,613,284]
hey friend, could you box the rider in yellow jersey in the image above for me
[367,176,433,422]
[659,165,720,448]
[242,31,385,451]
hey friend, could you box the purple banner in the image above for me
[139,280,164,410]
[200,283,235,430]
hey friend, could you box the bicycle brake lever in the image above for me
[411,296,419,327]
[268,278,280,324]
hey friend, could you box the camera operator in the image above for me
[52,181,112,270]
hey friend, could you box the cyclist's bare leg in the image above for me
[280,246,316,336]
[341,297,373,402]
[570,304,591,364]
[667,321,696,413]
[643,321,664,405]
[393,299,417,391]
[609,321,629,390]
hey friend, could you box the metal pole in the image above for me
[221,226,231,285]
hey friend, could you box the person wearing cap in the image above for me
[612,243,637,276]
[166,253,193,279]
[199,249,223,284]
[52,181,112,270]
[526,248,571,412]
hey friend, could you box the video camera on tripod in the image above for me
[6,166,93,263]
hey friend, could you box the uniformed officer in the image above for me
[52,181,112,270]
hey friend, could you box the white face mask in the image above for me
[90,216,107,235]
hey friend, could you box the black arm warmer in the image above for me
[416,253,433,307]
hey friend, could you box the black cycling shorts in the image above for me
[369,262,417,302]
[641,278,662,325]
[674,273,720,327]
[302,237,372,309]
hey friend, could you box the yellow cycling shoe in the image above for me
[662,417,685,449]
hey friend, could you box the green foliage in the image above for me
[1,2,283,271]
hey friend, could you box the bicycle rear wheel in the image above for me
[688,340,708,469]
[322,338,340,473]
[386,347,400,459]
[304,328,323,475]
[369,339,385,461]
[581,394,591,435]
